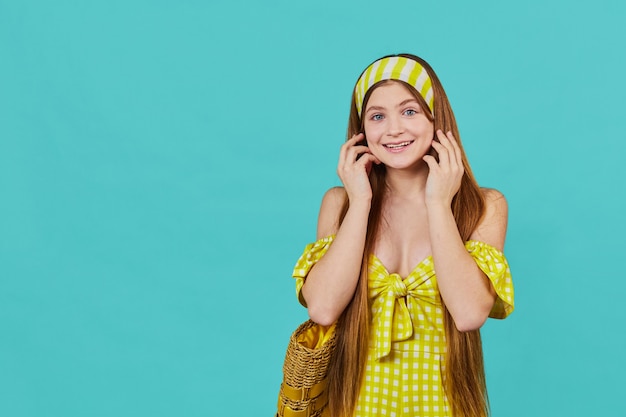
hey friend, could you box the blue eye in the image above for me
[371,114,384,121]
[404,109,417,116]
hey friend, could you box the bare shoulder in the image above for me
[470,188,508,250]
[316,187,348,239]
[482,188,508,215]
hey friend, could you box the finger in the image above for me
[444,130,456,143]
[436,129,453,149]
[346,145,373,163]
[439,130,458,156]
[339,133,364,164]
[422,154,439,172]
[340,133,365,153]
[345,132,365,145]
[443,131,463,172]
[358,153,381,174]
[357,153,381,167]
[446,131,463,167]
[435,130,455,166]
[430,140,450,168]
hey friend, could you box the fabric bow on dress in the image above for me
[368,255,441,360]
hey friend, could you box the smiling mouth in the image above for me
[383,140,414,149]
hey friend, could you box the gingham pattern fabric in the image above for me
[292,235,514,417]
[355,56,434,117]
[368,254,444,361]
[358,349,448,416]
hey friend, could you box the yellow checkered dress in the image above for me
[293,235,514,417]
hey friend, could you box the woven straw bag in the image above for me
[276,320,338,417]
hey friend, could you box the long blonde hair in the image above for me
[327,54,489,417]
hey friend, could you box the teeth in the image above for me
[384,141,412,149]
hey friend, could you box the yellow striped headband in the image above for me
[355,56,434,117]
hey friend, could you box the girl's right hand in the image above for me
[337,133,381,203]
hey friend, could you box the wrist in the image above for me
[425,198,452,213]
[426,201,452,218]
[347,197,372,211]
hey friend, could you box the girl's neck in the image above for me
[384,163,429,200]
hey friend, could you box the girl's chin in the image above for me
[379,159,429,172]
[373,150,429,168]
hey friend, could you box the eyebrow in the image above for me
[365,99,419,114]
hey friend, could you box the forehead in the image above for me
[365,81,417,107]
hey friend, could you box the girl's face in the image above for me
[362,81,434,170]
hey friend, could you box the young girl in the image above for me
[292,54,514,417]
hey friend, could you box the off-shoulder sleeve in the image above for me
[465,240,515,319]
[292,235,335,307]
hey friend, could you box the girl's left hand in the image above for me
[423,130,464,207]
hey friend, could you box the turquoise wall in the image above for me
[1,0,624,415]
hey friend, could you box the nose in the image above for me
[387,115,404,137]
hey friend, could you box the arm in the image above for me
[301,188,370,325]
[428,189,507,331]
[301,133,380,326]
[424,131,508,331]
